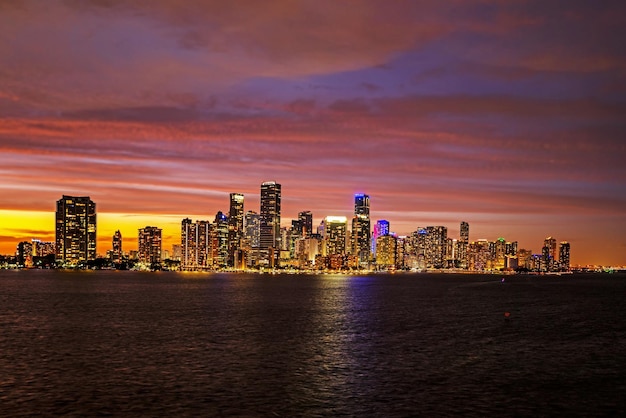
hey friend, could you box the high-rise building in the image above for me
[409,226,447,269]
[138,226,162,265]
[260,181,281,265]
[352,194,371,266]
[214,211,229,268]
[459,221,469,268]
[228,193,244,267]
[55,195,96,265]
[16,241,33,267]
[467,239,490,271]
[171,244,182,261]
[181,218,213,269]
[418,226,447,269]
[32,239,55,257]
[324,216,347,256]
[559,241,570,271]
[545,237,557,259]
[354,194,370,217]
[372,219,390,256]
[543,237,557,271]
[298,211,313,237]
[376,234,397,269]
[491,238,507,270]
[244,211,260,249]
[517,248,533,270]
[446,238,457,268]
[112,230,122,263]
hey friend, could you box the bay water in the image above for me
[1,270,625,416]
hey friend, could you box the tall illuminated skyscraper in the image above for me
[55,195,96,264]
[244,211,260,248]
[459,221,469,268]
[260,181,281,264]
[376,234,397,269]
[324,216,347,256]
[214,211,229,268]
[354,194,370,217]
[181,218,212,269]
[138,226,162,265]
[425,226,448,269]
[352,193,371,265]
[228,193,244,266]
[559,241,570,271]
[112,230,122,263]
[372,219,389,256]
[543,236,557,271]
[298,211,313,237]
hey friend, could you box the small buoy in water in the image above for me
[504,312,511,320]
[501,277,506,283]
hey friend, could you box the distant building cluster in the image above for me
[6,186,572,272]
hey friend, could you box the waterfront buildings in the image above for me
[138,226,162,265]
[352,194,371,266]
[372,219,390,257]
[459,221,469,268]
[559,241,571,271]
[228,193,244,267]
[298,211,313,237]
[181,218,212,270]
[324,216,348,257]
[376,234,397,269]
[259,181,281,266]
[2,192,575,271]
[543,237,558,271]
[214,211,229,268]
[112,230,122,263]
[55,195,96,265]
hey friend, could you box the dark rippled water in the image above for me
[1,271,625,416]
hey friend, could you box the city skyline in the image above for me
[2,189,585,270]
[11,191,575,273]
[1,2,625,265]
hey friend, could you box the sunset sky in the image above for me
[1,1,625,265]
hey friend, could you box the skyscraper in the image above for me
[138,226,162,265]
[354,193,370,217]
[244,211,260,249]
[228,193,244,267]
[324,216,347,256]
[260,181,281,265]
[112,230,122,263]
[372,219,390,256]
[424,226,447,269]
[352,194,371,266]
[543,236,557,271]
[559,241,570,271]
[214,211,229,268]
[181,218,213,270]
[376,234,397,270]
[459,221,469,268]
[55,195,96,265]
[298,211,313,237]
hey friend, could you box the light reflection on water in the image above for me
[1,270,625,416]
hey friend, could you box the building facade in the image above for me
[352,193,371,266]
[138,226,162,265]
[559,241,571,271]
[324,216,347,257]
[181,218,213,269]
[259,181,281,266]
[228,193,244,267]
[55,195,96,265]
[112,230,122,263]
